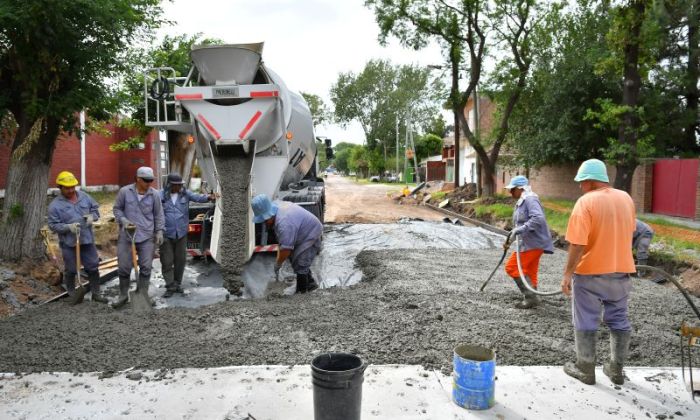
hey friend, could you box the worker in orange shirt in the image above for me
[561,159,636,386]
[503,175,554,309]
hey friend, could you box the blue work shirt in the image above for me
[161,188,210,239]
[48,190,100,247]
[113,184,165,243]
[274,201,323,257]
[512,193,554,254]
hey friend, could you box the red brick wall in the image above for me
[0,123,157,190]
[117,130,160,188]
[497,162,655,213]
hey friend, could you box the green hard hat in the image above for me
[574,159,609,183]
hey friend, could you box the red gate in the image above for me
[652,159,699,218]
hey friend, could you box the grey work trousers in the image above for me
[117,233,155,279]
[160,236,187,291]
[291,239,321,275]
[61,243,100,295]
[633,233,653,261]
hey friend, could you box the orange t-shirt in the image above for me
[565,187,636,275]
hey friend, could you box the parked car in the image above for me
[370,175,381,182]
[386,174,399,183]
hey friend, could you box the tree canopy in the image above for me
[0,0,163,260]
[330,59,444,151]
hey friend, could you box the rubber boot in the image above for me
[603,331,631,385]
[306,274,319,293]
[513,277,539,309]
[88,271,108,303]
[111,276,130,309]
[295,273,308,294]
[636,259,647,277]
[138,274,154,306]
[563,330,597,385]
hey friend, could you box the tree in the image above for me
[332,142,356,174]
[330,59,444,151]
[114,33,223,151]
[415,133,443,161]
[301,92,331,128]
[508,0,617,168]
[348,145,370,178]
[367,0,552,196]
[0,0,162,260]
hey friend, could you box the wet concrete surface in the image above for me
[0,240,698,374]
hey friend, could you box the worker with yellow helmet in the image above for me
[47,171,105,304]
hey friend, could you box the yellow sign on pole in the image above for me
[405,148,414,159]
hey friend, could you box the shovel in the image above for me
[72,225,87,304]
[128,229,153,312]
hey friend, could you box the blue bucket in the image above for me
[452,343,496,410]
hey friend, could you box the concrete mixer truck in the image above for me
[143,43,326,294]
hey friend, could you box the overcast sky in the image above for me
[160,0,444,144]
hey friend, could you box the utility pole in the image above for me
[80,110,86,189]
[409,120,420,183]
[404,116,409,184]
[395,115,400,177]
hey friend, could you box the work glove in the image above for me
[83,214,93,228]
[155,231,164,247]
[120,217,135,233]
[67,223,81,235]
[274,263,282,281]
[512,226,526,236]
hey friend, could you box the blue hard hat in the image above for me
[505,175,529,189]
[251,194,278,223]
[574,159,609,183]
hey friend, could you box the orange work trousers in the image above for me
[505,249,544,287]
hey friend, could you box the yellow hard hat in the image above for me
[56,171,78,187]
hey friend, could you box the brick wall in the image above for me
[497,162,654,213]
[0,123,158,191]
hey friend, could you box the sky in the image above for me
[159,0,445,145]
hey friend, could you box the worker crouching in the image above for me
[503,175,554,309]
[252,194,322,293]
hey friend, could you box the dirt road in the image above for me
[324,175,443,223]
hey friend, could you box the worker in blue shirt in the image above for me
[252,194,322,293]
[47,171,104,304]
[112,167,165,308]
[160,173,217,297]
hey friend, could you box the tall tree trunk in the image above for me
[685,0,700,150]
[614,1,644,192]
[0,116,58,261]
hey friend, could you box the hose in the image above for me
[149,76,170,100]
[513,234,700,317]
[636,265,700,321]
[479,231,512,292]
[514,235,562,296]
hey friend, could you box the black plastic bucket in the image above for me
[311,352,367,420]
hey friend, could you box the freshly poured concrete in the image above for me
[1,365,697,419]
